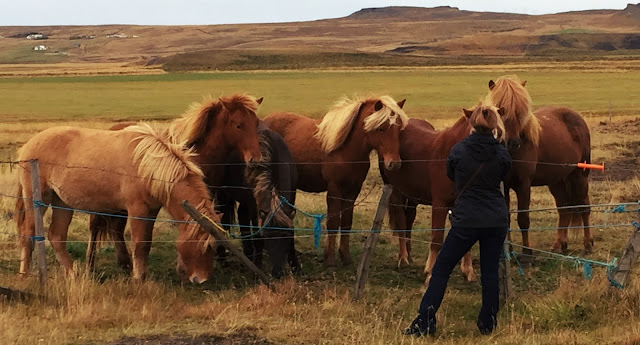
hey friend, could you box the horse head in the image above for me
[175,200,218,284]
[360,96,408,171]
[171,94,263,166]
[486,76,538,152]
[218,94,263,165]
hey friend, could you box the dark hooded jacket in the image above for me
[447,131,512,228]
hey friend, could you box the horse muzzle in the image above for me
[385,160,402,171]
[189,274,208,284]
[507,139,521,152]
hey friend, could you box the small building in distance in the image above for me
[33,45,47,51]
[27,33,48,40]
[70,35,95,40]
[106,33,128,38]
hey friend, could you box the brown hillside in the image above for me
[1,5,639,70]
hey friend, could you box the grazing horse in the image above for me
[215,123,299,278]
[264,96,408,266]
[15,124,218,283]
[380,105,506,284]
[85,94,263,272]
[485,75,592,254]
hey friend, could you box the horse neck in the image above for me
[332,116,371,161]
[436,116,472,148]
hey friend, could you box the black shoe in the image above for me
[402,317,435,337]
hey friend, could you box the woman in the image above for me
[404,104,512,336]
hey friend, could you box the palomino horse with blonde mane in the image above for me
[264,96,408,266]
[485,75,592,255]
[15,124,219,283]
[380,104,506,283]
[85,94,264,272]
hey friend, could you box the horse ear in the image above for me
[497,107,506,116]
[374,100,383,112]
[488,80,495,90]
[256,97,264,105]
[397,99,406,109]
[463,108,474,118]
[521,80,527,87]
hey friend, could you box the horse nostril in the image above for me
[191,276,199,284]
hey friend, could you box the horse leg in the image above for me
[388,197,409,268]
[128,208,159,281]
[324,193,341,267]
[87,214,103,272]
[424,204,448,285]
[515,184,533,264]
[405,201,417,264]
[548,183,571,254]
[238,202,256,263]
[338,197,356,266]
[288,237,301,275]
[573,173,592,254]
[47,201,74,275]
[110,216,131,270]
[504,187,514,252]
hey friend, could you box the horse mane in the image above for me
[244,132,293,227]
[484,75,541,146]
[315,95,409,153]
[181,199,217,253]
[169,93,261,146]
[124,123,204,204]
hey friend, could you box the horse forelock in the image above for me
[362,95,410,132]
[314,96,362,153]
[125,124,204,204]
[219,93,260,114]
[486,75,541,146]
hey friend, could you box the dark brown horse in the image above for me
[380,105,506,284]
[264,96,408,266]
[215,122,299,278]
[486,75,592,255]
[86,94,264,273]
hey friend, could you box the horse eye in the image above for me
[378,126,385,132]
[236,124,242,129]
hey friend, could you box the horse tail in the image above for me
[14,182,25,228]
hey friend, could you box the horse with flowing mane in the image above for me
[15,124,218,283]
[216,122,299,278]
[381,104,506,283]
[84,94,264,273]
[264,96,408,266]
[485,75,592,255]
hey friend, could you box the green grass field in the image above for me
[0,69,639,344]
[0,69,638,121]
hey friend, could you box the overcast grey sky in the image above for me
[0,0,634,26]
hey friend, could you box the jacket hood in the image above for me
[464,132,500,161]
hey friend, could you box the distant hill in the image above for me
[1,4,639,71]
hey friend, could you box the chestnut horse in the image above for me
[86,94,264,272]
[264,96,408,266]
[216,123,299,278]
[380,105,506,283]
[15,124,219,283]
[485,75,592,255]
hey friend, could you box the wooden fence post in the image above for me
[181,200,273,288]
[499,241,512,304]
[611,210,640,287]
[29,159,48,293]
[354,184,393,301]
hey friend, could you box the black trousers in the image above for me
[418,226,507,332]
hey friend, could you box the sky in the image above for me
[0,0,635,26]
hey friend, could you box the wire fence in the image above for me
[0,157,638,290]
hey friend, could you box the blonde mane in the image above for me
[181,199,217,253]
[484,75,541,146]
[315,95,409,153]
[125,124,204,204]
[169,94,261,146]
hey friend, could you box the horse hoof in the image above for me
[465,271,477,282]
[397,258,410,268]
[423,274,432,287]
[339,252,353,266]
[324,256,336,267]
[583,248,593,255]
